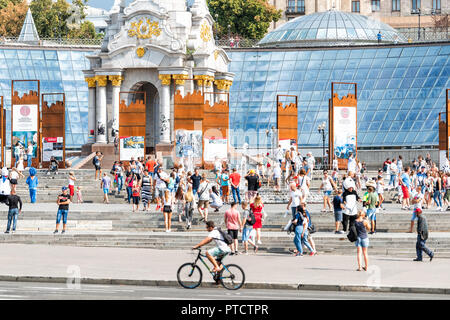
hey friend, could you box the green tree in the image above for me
[207,0,281,40]
[30,0,71,38]
[0,0,28,37]
[30,0,99,39]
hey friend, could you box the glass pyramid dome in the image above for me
[259,10,407,47]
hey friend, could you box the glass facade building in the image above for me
[0,47,93,148]
[228,43,450,150]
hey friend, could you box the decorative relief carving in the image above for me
[85,77,96,88]
[200,21,212,42]
[194,75,214,87]
[158,74,172,86]
[215,79,233,91]
[172,74,189,86]
[109,75,124,87]
[95,75,108,87]
[136,47,146,58]
[128,18,161,40]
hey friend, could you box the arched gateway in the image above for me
[83,0,234,160]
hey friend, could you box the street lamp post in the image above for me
[214,13,219,43]
[317,122,327,170]
[411,8,421,40]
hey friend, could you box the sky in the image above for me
[67,0,123,10]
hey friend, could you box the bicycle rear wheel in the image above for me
[220,264,245,290]
[177,263,203,289]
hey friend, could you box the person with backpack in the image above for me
[192,220,232,273]
[241,201,258,254]
[224,202,242,255]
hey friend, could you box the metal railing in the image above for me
[0,37,103,47]
[397,27,449,42]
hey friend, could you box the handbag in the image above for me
[347,225,358,242]
[308,224,317,234]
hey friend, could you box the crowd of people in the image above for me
[0,147,437,269]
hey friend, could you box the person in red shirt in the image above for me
[145,156,157,182]
[229,168,241,204]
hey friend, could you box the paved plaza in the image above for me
[0,244,447,294]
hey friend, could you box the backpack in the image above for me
[246,209,256,226]
[92,156,97,166]
[217,227,233,245]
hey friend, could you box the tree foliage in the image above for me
[0,0,27,37]
[207,0,281,40]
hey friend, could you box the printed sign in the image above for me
[12,104,38,158]
[120,136,145,161]
[333,106,357,160]
[204,138,227,162]
[175,130,202,159]
[42,137,64,162]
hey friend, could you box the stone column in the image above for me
[158,74,171,144]
[85,77,97,141]
[95,75,108,143]
[214,79,232,103]
[172,74,188,97]
[109,75,123,138]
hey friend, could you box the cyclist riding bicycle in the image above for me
[192,221,231,273]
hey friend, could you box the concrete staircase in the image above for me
[4,168,447,257]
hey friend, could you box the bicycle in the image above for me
[177,248,245,290]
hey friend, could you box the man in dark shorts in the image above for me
[190,168,202,196]
[245,170,259,203]
[54,186,71,234]
[93,152,103,180]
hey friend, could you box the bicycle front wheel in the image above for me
[177,263,203,289]
[220,264,245,290]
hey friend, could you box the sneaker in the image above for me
[234,251,239,255]
[61,230,65,234]
[430,253,434,262]
[254,246,258,253]
[338,231,345,234]
[295,253,303,257]
[334,231,340,234]
[413,258,422,262]
[4,231,9,234]
[53,230,58,234]
[309,252,316,256]
[230,252,235,256]
[257,240,262,245]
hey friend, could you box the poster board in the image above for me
[175,130,202,159]
[42,137,63,161]
[120,136,145,161]
[333,106,357,160]
[119,92,146,163]
[11,81,40,168]
[42,94,66,169]
[329,83,357,170]
[12,104,39,158]
[204,138,227,162]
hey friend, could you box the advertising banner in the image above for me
[120,136,145,161]
[175,130,202,159]
[333,106,356,160]
[12,104,38,158]
[204,138,227,162]
[42,137,63,162]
